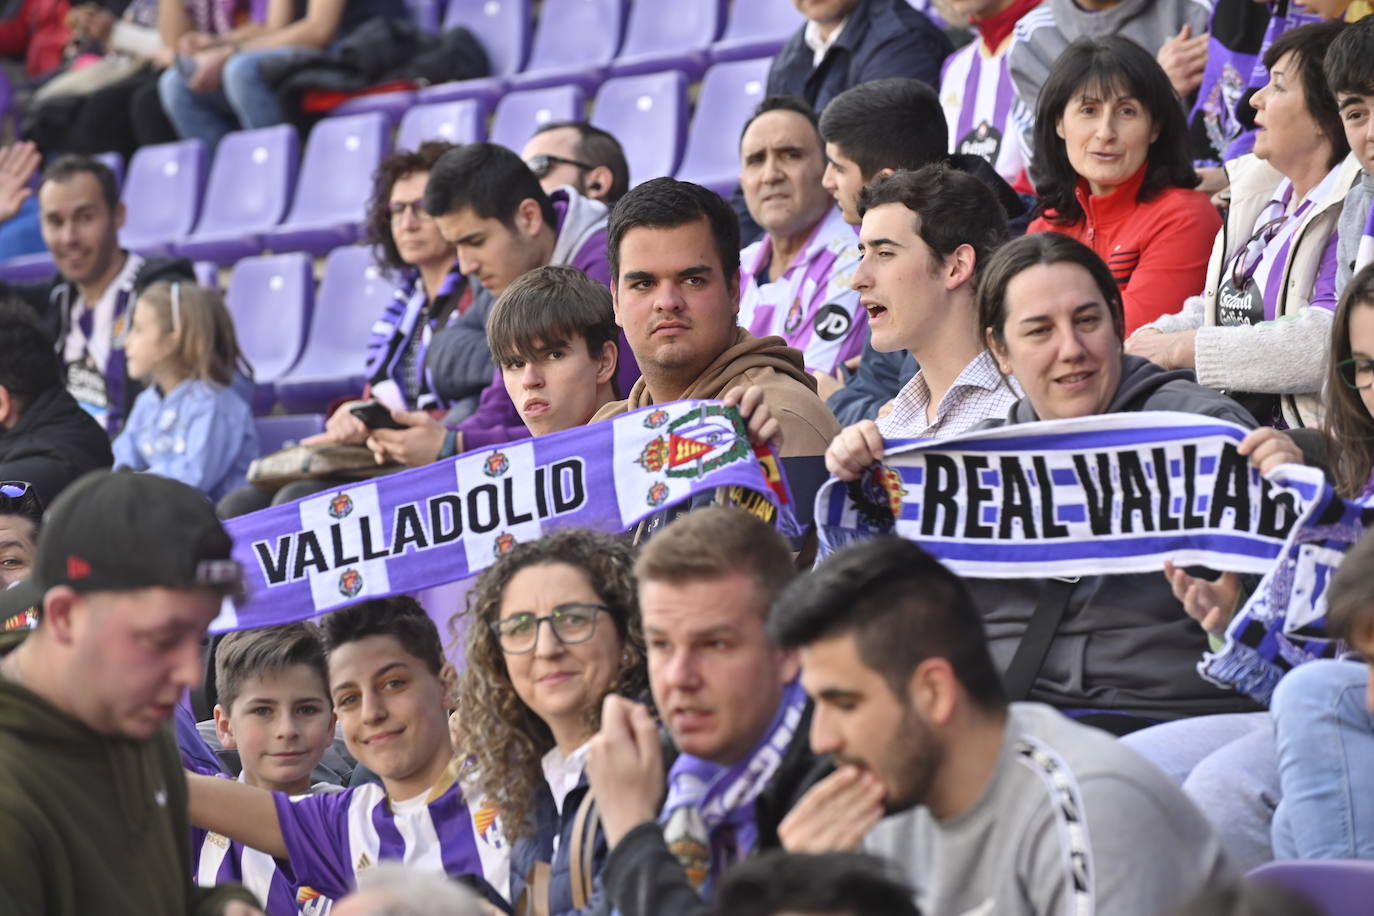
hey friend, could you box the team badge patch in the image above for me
[783,295,804,334]
[327,492,354,519]
[848,463,908,531]
[483,451,510,478]
[493,532,517,555]
[337,567,364,598]
[474,804,501,844]
[634,404,750,478]
[646,481,669,507]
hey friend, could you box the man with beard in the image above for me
[768,537,1236,916]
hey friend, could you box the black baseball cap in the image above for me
[0,470,243,619]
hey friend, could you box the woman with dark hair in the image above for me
[970,232,1259,733]
[454,528,647,916]
[1029,35,1221,335]
[1129,20,1360,430]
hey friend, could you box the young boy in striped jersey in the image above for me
[190,623,340,915]
[186,598,510,909]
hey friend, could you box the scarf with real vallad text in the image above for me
[659,681,808,898]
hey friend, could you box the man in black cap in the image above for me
[0,470,263,916]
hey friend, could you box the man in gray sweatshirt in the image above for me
[768,536,1236,916]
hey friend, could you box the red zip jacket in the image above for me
[1029,165,1221,334]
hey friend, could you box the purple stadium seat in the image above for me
[94,152,125,190]
[709,0,804,64]
[273,246,397,413]
[177,125,299,266]
[194,261,220,288]
[488,84,587,153]
[255,413,326,454]
[1248,861,1374,915]
[119,140,207,256]
[591,71,688,187]
[262,113,390,256]
[0,69,14,136]
[396,99,488,151]
[414,0,532,108]
[407,0,440,31]
[608,0,725,81]
[674,57,771,197]
[225,252,315,414]
[0,251,56,282]
[505,0,626,94]
[327,90,417,123]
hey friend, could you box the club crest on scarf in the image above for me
[327,492,354,520]
[847,463,908,532]
[664,805,712,889]
[483,451,510,478]
[337,567,364,598]
[493,532,517,556]
[634,404,750,477]
[647,481,670,507]
[644,408,670,429]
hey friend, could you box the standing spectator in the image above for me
[768,0,952,112]
[737,96,865,375]
[938,0,1044,189]
[157,0,408,149]
[3,155,196,436]
[0,301,112,508]
[113,282,259,502]
[521,121,631,206]
[1029,36,1222,333]
[1128,21,1358,429]
[0,469,262,915]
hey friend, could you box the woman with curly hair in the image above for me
[454,528,648,915]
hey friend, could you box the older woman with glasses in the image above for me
[1128,21,1361,429]
[453,528,647,915]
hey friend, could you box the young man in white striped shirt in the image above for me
[825,164,1021,481]
[186,598,510,908]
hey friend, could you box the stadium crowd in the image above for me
[4,0,1374,913]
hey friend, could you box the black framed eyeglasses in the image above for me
[1336,357,1374,391]
[525,153,595,179]
[388,198,432,221]
[491,603,608,654]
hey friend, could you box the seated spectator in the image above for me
[157,0,408,149]
[332,862,483,916]
[1009,0,1212,162]
[736,96,866,375]
[1269,526,1374,861]
[1029,36,1222,333]
[0,480,42,631]
[974,232,1259,730]
[521,121,630,206]
[1128,21,1358,429]
[590,177,839,458]
[1328,15,1374,294]
[455,529,646,912]
[767,536,1236,914]
[0,470,258,914]
[938,0,1044,188]
[0,300,112,507]
[585,508,829,916]
[815,77,1025,425]
[714,851,919,916]
[113,282,259,502]
[767,0,952,112]
[366,143,636,468]
[189,622,341,912]
[825,165,1017,480]
[187,597,510,904]
[487,265,621,437]
[2,155,196,436]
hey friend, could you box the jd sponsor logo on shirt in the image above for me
[813,303,853,341]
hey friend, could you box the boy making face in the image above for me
[487,265,619,437]
[1325,17,1374,292]
[186,598,509,904]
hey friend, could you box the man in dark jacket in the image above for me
[768,0,952,113]
[3,155,194,436]
[584,507,831,916]
[0,300,111,507]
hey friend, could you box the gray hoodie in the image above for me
[970,356,1260,721]
[1338,170,1374,296]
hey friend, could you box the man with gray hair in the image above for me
[331,864,484,916]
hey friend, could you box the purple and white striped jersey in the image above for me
[940,36,1025,186]
[272,770,510,904]
[737,207,865,374]
[192,775,341,916]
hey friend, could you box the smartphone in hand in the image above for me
[349,401,407,431]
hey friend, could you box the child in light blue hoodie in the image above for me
[112,282,258,501]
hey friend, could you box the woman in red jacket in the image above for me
[1029,35,1221,335]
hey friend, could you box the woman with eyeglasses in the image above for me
[453,528,647,915]
[1127,21,1360,430]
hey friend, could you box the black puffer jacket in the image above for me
[0,385,113,506]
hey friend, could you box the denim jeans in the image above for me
[158,46,305,149]
[1271,659,1374,859]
